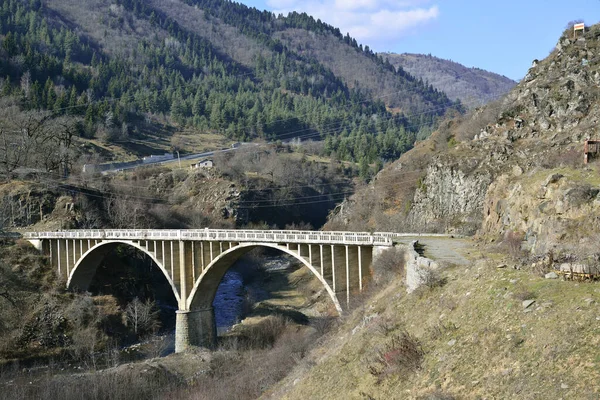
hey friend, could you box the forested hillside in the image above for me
[383,53,516,107]
[0,0,462,178]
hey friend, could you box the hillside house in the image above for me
[191,159,214,169]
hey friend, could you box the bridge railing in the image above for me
[23,229,395,246]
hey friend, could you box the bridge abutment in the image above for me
[175,307,217,353]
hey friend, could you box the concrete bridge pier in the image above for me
[175,307,217,353]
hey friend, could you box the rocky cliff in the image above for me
[330,23,600,263]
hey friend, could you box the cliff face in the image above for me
[407,162,493,234]
[0,170,244,232]
[482,170,600,256]
[0,182,61,230]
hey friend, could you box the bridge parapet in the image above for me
[23,229,394,246]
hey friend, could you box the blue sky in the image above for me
[238,0,599,81]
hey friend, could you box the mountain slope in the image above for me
[383,52,516,107]
[274,25,600,399]
[268,240,600,399]
[328,23,600,261]
[272,29,451,114]
[0,0,462,175]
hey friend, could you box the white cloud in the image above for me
[266,0,439,47]
[333,0,378,11]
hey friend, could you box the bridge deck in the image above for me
[24,229,396,246]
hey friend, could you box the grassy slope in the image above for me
[267,240,600,399]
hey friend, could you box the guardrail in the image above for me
[23,229,396,246]
[376,232,463,239]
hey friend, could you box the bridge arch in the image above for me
[68,240,181,304]
[187,243,343,316]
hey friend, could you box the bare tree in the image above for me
[125,297,160,336]
[20,71,31,99]
[75,195,103,229]
[104,195,150,229]
[0,261,21,307]
[0,104,79,179]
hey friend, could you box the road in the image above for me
[395,236,473,266]
[105,143,259,173]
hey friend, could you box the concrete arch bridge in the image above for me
[24,229,396,352]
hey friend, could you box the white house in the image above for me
[191,159,214,169]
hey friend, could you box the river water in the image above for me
[212,255,291,334]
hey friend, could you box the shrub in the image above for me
[419,267,447,289]
[368,330,424,380]
[503,230,525,260]
[310,316,336,335]
[225,314,290,350]
[513,287,536,302]
[447,136,458,148]
[373,247,406,285]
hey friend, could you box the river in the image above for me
[212,255,292,334]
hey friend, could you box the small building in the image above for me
[191,159,214,169]
[584,140,600,164]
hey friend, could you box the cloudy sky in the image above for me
[266,0,440,45]
[239,0,599,80]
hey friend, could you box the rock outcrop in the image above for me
[407,162,493,235]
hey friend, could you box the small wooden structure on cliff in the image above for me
[584,140,600,164]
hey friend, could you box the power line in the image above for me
[35,94,511,212]
[37,47,512,141]
[265,92,508,143]
[43,93,508,198]
[42,174,424,209]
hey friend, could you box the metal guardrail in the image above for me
[376,232,464,239]
[23,229,398,246]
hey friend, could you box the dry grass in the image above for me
[502,230,526,261]
[372,247,406,285]
[272,240,600,399]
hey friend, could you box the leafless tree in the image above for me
[75,195,103,229]
[125,297,160,336]
[0,104,79,180]
[104,195,150,229]
[20,71,31,99]
[0,262,20,307]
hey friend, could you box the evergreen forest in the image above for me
[0,0,462,171]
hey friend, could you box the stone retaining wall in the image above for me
[405,240,439,293]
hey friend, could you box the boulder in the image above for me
[522,299,536,309]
